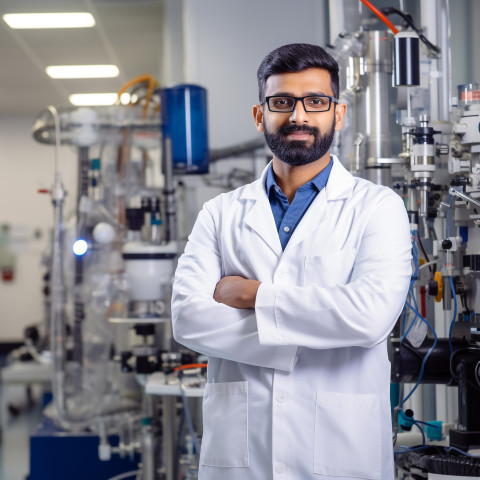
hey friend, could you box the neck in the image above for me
[272,152,331,203]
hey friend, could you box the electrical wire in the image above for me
[380,6,441,55]
[446,446,480,457]
[398,230,439,408]
[395,444,431,455]
[401,231,421,341]
[359,0,399,34]
[419,260,438,270]
[412,420,426,445]
[395,444,480,457]
[417,235,432,273]
[401,301,419,342]
[400,300,438,408]
[448,276,458,354]
[397,409,440,446]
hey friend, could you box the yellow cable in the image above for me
[116,74,159,117]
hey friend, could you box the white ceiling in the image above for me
[0,0,164,115]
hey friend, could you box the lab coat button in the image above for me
[275,462,286,473]
[276,391,288,403]
[276,268,289,279]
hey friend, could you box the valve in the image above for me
[427,272,444,303]
[442,239,453,250]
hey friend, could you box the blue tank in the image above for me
[160,84,209,174]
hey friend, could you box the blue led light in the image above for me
[73,239,88,256]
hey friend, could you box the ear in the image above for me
[334,102,347,131]
[252,104,264,133]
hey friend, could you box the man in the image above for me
[172,43,411,480]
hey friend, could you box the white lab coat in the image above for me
[172,156,412,480]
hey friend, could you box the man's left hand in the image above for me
[213,276,261,309]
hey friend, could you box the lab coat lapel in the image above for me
[285,188,328,252]
[241,164,283,258]
[285,157,355,252]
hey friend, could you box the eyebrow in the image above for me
[268,91,331,97]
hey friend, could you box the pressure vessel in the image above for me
[160,84,209,174]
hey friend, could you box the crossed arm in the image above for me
[171,202,299,372]
[213,276,260,309]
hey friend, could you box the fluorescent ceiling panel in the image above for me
[69,93,130,106]
[3,13,95,29]
[46,65,119,79]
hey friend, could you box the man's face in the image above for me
[253,68,346,167]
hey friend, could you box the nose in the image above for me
[289,98,309,123]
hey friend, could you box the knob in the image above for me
[442,239,453,250]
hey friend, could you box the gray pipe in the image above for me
[209,138,266,162]
[163,136,176,242]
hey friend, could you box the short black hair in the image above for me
[257,43,339,103]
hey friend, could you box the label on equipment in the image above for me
[462,90,480,101]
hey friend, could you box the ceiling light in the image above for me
[46,65,119,79]
[2,13,95,29]
[69,93,130,106]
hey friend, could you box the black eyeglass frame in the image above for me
[263,95,339,113]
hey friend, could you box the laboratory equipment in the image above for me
[160,85,209,174]
[329,0,480,477]
[26,75,209,480]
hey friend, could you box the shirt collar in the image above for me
[265,156,333,194]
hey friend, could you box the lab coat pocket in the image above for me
[200,381,249,468]
[314,391,381,479]
[304,249,356,287]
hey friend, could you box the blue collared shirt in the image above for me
[265,159,333,250]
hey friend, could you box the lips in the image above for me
[286,132,313,141]
[278,125,318,141]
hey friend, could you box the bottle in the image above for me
[0,225,15,282]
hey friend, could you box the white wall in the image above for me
[183,0,329,149]
[0,115,77,340]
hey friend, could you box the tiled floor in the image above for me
[0,382,44,480]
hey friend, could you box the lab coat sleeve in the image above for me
[255,190,412,349]
[171,201,298,372]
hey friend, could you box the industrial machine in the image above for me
[25,79,211,480]
[328,1,480,478]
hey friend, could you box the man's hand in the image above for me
[213,276,261,309]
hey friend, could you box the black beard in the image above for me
[263,120,336,166]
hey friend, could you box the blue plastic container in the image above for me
[161,84,209,174]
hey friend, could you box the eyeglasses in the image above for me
[264,95,338,113]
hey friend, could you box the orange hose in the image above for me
[359,0,399,35]
[173,363,208,372]
[116,74,158,117]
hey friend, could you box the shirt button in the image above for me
[283,226,290,233]
[276,391,288,403]
[275,463,286,474]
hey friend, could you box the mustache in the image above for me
[277,124,319,136]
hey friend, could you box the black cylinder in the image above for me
[394,32,420,86]
[390,338,455,384]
